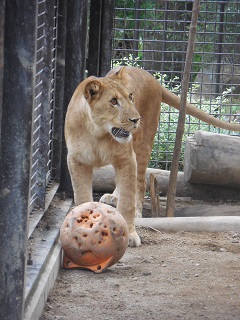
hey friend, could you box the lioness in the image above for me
[65,66,240,247]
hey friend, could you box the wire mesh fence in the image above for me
[112,0,240,170]
[30,0,59,212]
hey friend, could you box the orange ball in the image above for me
[60,202,129,273]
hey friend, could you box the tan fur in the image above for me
[65,66,240,247]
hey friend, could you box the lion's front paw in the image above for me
[128,230,141,247]
[100,193,118,208]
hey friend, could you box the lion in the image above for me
[65,66,240,247]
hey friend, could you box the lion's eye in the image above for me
[129,93,133,101]
[110,98,118,106]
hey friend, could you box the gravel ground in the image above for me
[40,224,240,320]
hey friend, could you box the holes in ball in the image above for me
[82,250,92,255]
[83,234,88,238]
[77,218,82,223]
[97,265,102,271]
[89,223,94,228]
[81,214,89,222]
[102,231,108,237]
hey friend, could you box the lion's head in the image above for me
[83,75,140,143]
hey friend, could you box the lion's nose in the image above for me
[128,118,140,124]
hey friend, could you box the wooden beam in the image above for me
[166,0,200,217]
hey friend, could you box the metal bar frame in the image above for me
[51,0,68,182]
[87,0,114,77]
[0,1,37,318]
[60,0,89,194]
[0,0,4,150]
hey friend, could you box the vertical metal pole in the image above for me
[133,0,141,58]
[63,0,88,106]
[0,0,5,152]
[87,0,114,77]
[60,0,88,194]
[87,0,102,76]
[52,0,67,181]
[0,1,36,319]
[215,1,227,97]
[161,2,169,75]
[99,0,114,76]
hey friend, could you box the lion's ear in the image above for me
[84,80,102,103]
[106,66,125,78]
[114,66,125,77]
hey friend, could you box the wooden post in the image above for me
[150,173,161,217]
[166,0,200,217]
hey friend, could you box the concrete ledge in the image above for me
[135,216,240,233]
[24,241,62,320]
[24,198,72,320]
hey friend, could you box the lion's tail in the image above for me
[161,86,240,132]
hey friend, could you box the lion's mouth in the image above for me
[111,127,130,139]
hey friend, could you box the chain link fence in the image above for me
[112,0,240,170]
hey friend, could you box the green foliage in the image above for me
[112,54,141,68]
[113,56,239,170]
[149,76,240,170]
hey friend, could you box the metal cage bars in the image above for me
[0,1,38,318]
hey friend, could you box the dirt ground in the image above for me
[40,198,240,320]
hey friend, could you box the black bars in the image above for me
[87,0,114,76]
[0,1,37,319]
[0,0,5,151]
[60,0,89,194]
[51,0,68,182]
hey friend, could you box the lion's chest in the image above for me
[74,136,112,167]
